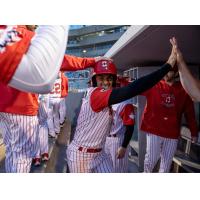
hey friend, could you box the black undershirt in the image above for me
[108,63,171,105]
[122,125,134,148]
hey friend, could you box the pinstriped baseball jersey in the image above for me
[105,100,135,172]
[110,99,135,136]
[48,98,61,136]
[50,77,62,98]
[105,136,130,173]
[35,94,49,158]
[38,94,49,124]
[67,87,114,172]
[72,87,113,148]
[0,112,39,172]
[59,98,66,124]
[48,75,62,136]
[67,141,113,173]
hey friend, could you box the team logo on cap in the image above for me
[102,61,108,70]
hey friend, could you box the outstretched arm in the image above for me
[9,26,68,94]
[109,63,171,105]
[61,55,112,71]
[109,36,177,105]
[61,55,95,71]
[183,95,198,142]
[179,60,200,101]
[170,37,200,102]
[91,37,177,112]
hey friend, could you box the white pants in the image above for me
[105,135,129,173]
[35,123,49,158]
[0,113,39,173]
[67,142,113,173]
[47,98,61,136]
[9,26,69,94]
[59,97,66,124]
[35,94,49,157]
[144,133,178,173]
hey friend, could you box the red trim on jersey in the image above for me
[90,88,112,112]
[60,55,95,71]
[0,26,35,84]
[119,104,135,125]
[61,73,68,97]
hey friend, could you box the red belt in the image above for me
[78,146,102,153]
[108,134,117,137]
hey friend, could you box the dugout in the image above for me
[105,25,200,172]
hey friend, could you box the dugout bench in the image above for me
[172,126,200,173]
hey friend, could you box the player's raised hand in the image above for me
[170,37,184,64]
[167,37,177,68]
[94,56,113,63]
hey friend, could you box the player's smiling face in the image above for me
[96,74,114,90]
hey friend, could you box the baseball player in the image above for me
[48,72,63,138]
[59,72,68,127]
[0,52,113,173]
[33,94,50,166]
[0,85,39,173]
[0,26,112,172]
[105,78,136,173]
[141,67,198,173]
[66,39,178,173]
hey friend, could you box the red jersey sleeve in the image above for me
[61,73,68,97]
[119,104,135,125]
[60,54,95,71]
[90,88,112,112]
[183,94,198,137]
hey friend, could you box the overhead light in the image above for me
[99,31,105,36]
[83,49,87,53]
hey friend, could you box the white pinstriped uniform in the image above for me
[0,120,5,138]
[0,113,39,173]
[105,100,134,173]
[67,87,113,173]
[59,97,66,124]
[47,76,62,137]
[35,94,49,158]
[144,133,178,172]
